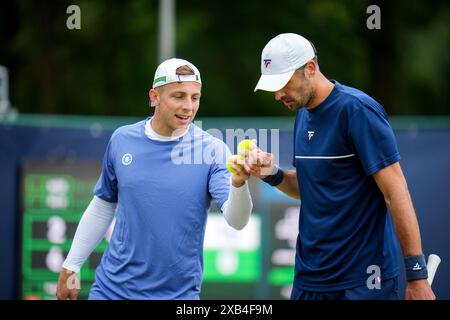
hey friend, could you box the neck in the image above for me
[305,73,335,110]
[151,115,188,137]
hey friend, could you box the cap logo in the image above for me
[153,76,166,85]
[263,59,272,68]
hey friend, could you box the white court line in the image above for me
[295,154,355,159]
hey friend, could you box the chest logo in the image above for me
[307,131,315,140]
[122,153,133,166]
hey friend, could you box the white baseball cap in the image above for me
[152,58,201,89]
[254,33,316,92]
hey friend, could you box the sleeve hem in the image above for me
[216,196,229,211]
[366,153,401,176]
[94,193,118,203]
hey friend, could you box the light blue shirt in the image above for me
[89,118,231,299]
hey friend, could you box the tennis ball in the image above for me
[237,139,257,153]
[226,154,244,174]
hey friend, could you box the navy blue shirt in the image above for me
[293,80,400,291]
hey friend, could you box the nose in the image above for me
[274,91,285,101]
[182,98,194,112]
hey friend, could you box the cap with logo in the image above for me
[254,33,315,92]
[152,58,201,89]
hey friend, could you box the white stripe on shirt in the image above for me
[295,154,355,159]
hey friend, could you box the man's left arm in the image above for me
[373,162,436,300]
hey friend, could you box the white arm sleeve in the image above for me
[62,196,117,273]
[221,180,253,230]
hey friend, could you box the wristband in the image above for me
[404,254,428,281]
[262,166,284,187]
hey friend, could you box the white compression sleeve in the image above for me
[221,180,253,230]
[62,196,117,273]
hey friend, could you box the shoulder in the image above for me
[334,82,388,120]
[106,120,146,158]
[110,119,146,141]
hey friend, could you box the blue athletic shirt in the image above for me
[89,118,231,299]
[292,80,400,292]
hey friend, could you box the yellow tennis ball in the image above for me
[226,154,244,174]
[237,139,257,153]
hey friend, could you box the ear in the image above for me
[305,60,317,79]
[149,89,159,107]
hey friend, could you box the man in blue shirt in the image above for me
[56,58,253,299]
[249,33,435,300]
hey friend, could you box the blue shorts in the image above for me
[290,277,399,300]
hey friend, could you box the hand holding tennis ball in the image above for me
[226,140,257,174]
[226,154,250,187]
[226,154,245,174]
[226,140,257,175]
[227,141,257,188]
[236,139,276,179]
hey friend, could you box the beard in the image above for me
[283,88,314,111]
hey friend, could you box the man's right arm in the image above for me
[274,170,300,199]
[56,196,116,300]
[243,148,300,199]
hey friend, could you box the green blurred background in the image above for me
[1,0,449,118]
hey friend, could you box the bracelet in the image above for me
[261,166,284,187]
[404,254,428,281]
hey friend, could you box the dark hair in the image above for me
[309,40,318,57]
[296,41,319,75]
[301,40,319,67]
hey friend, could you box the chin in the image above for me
[172,123,190,132]
[287,104,301,111]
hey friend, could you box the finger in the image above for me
[56,291,67,300]
[249,139,258,151]
[260,157,271,167]
[260,152,274,167]
[255,150,262,167]
[69,290,79,300]
[235,166,251,178]
[247,150,259,166]
[235,157,246,166]
[230,162,249,176]
[242,156,253,172]
[238,149,248,158]
[229,163,241,174]
[237,168,251,178]
[243,156,252,171]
